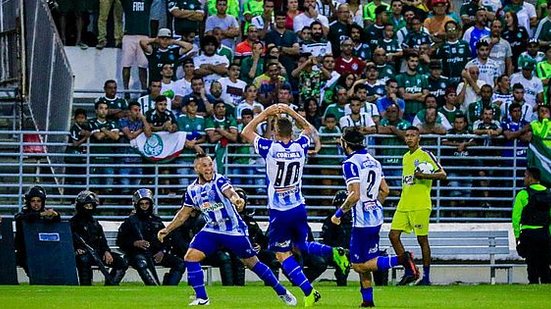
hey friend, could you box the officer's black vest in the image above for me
[520,187,551,227]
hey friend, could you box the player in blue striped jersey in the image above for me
[242,104,349,307]
[331,128,418,307]
[158,153,296,306]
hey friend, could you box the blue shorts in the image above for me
[350,226,381,264]
[267,204,309,252]
[189,230,256,259]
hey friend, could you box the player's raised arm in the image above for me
[278,104,321,153]
[157,205,193,243]
[241,105,280,143]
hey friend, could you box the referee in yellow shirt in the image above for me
[389,126,446,285]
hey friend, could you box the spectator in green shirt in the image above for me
[317,114,342,198]
[232,109,258,186]
[206,100,238,173]
[176,100,206,186]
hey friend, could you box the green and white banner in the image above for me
[130,131,187,163]
[527,136,551,187]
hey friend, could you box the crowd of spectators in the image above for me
[59,0,551,210]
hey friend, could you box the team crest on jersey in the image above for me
[143,134,163,156]
[352,63,358,70]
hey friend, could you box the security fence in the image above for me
[0,130,527,223]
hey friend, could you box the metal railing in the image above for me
[0,130,527,222]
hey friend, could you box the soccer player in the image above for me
[241,104,349,306]
[331,128,418,307]
[389,126,447,286]
[158,153,296,306]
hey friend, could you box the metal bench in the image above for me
[102,231,213,285]
[313,229,514,284]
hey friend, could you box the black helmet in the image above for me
[332,190,348,208]
[234,187,248,207]
[75,190,99,217]
[133,188,154,218]
[24,186,46,210]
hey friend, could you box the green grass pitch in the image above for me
[1,282,550,308]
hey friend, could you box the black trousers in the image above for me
[75,251,128,285]
[128,252,185,285]
[518,229,551,284]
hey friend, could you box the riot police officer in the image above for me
[117,188,186,285]
[70,190,128,285]
[512,168,551,284]
[14,186,60,274]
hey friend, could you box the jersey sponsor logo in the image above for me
[200,201,224,212]
[274,151,301,159]
[144,134,163,157]
[362,200,378,211]
[403,175,414,185]
[275,240,291,248]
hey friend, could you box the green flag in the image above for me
[527,136,551,187]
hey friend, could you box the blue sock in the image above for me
[186,261,208,299]
[376,256,399,271]
[298,241,333,258]
[252,262,286,296]
[281,256,313,296]
[423,266,430,282]
[361,287,373,302]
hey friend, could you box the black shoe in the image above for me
[415,279,431,286]
[361,301,375,307]
[397,274,418,286]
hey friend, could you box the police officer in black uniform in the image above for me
[512,168,551,284]
[117,188,186,285]
[321,190,352,286]
[14,186,60,274]
[70,190,128,285]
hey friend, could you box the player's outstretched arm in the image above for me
[222,187,245,212]
[158,206,193,243]
[241,105,280,143]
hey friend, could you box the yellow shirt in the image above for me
[397,147,442,211]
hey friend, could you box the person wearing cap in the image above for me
[427,60,449,106]
[536,45,551,103]
[480,19,513,76]
[205,0,240,50]
[434,20,470,86]
[423,0,454,42]
[462,8,490,59]
[140,28,193,84]
[535,1,551,46]
[502,11,530,63]
[168,0,204,37]
[511,57,544,107]
[519,39,545,72]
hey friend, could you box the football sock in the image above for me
[281,256,313,296]
[423,266,430,281]
[186,261,208,299]
[298,241,333,258]
[376,255,399,271]
[361,287,373,302]
[251,262,286,295]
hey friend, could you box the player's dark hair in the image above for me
[200,35,219,50]
[476,40,489,50]
[311,21,323,29]
[480,84,493,92]
[424,94,437,105]
[375,5,387,16]
[195,152,210,160]
[526,167,541,181]
[386,78,398,86]
[405,126,419,132]
[512,83,525,91]
[74,108,87,118]
[155,95,168,104]
[455,114,467,123]
[353,83,367,93]
[275,10,286,17]
[229,62,240,70]
[483,105,494,113]
[324,113,337,121]
[405,52,419,60]
[342,127,365,151]
[276,117,293,138]
[94,100,108,110]
[241,108,254,117]
[128,101,141,109]
[509,102,522,113]
[104,80,116,88]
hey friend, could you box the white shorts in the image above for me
[121,35,148,68]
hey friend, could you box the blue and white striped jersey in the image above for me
[254,135,309,211]
[342,149,384,228]
[184,173,248,236]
